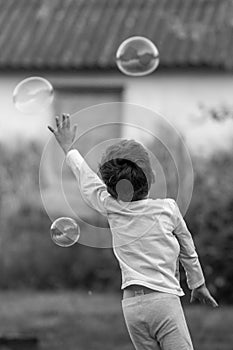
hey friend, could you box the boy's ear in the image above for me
[152,170,156,184]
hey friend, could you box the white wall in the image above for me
[0,70,233,156]
[123,71,233,156]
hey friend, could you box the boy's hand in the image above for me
[190,283,218,308]
[48,114,77,154]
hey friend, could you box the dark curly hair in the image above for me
[98,139,155,202]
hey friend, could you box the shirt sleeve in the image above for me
[170,199,205,290]
[66,149,111,216]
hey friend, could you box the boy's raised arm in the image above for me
[66,149,110,215]
[48,114,110,215]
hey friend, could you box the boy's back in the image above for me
[106,197,203,296]
[109,197,183,295]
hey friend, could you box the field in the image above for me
[0,291,232,350]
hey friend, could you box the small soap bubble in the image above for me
[116,36,159,76]
[50,217,80,247]
[13,76,54,114]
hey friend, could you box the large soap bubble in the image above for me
[116,36,159,76]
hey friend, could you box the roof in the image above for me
[0,0,233,71]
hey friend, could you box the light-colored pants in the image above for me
[122,291,194,350]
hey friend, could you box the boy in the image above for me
[48,114,218,350]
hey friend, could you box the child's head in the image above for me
[98,139,155,202]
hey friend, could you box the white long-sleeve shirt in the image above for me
[66,149,205,296]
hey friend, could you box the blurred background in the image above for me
[0,0,233,349]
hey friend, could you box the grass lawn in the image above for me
[0,291,232,350]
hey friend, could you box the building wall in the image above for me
[1,70,233,218]
[123,70,233,156]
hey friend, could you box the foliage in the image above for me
[0,200,120,291]
[198,103,233,122]
[0,139,232,304]
[184,151,233,304]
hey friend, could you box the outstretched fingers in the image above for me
[48,114,72,136]
[55,116,60,129]
[62,113,66,127]
[66,114,70,128]
[61,113,71,129]
[47,125,55,134]
[73,124,77,136]
[48,115,61,134]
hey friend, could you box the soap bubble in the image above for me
[13,77,54,114]
[50,217,80,247]
[116,36,159,76]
